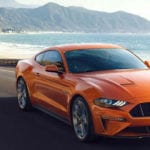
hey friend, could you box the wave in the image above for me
[0,31,86,35]
[0,42,44,48]
[0,42,44,59]
[0,40,149,60]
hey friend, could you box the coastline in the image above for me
[0,32,150,62]
[0,31,86,35]
[1,31,150,35]
[0,41,38,66]
[0,41,25,65]
[0,42,40,59]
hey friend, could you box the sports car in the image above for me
[16,43,150,142]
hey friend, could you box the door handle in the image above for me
[34,72,40,76]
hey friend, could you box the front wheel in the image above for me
[71,97,95,142]
[17,78,32,111]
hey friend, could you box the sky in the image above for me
[16,0,150,20]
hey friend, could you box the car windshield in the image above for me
[65,49,147,73]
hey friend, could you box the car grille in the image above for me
[130,103,150,117]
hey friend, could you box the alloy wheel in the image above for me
[72,98,89,140]
[17,79,28,109]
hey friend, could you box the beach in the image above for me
[0,33,150,60]
[0,42,41,59]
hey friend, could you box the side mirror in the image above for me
[144,61,150,68]
[45,65,63,74]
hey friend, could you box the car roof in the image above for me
[43,43,123,53]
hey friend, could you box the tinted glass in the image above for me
[42,50,64,71]
[65,49,147,73]
[35,52,45,65]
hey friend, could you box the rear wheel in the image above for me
[17,78,32,110]
[71,97,95,142]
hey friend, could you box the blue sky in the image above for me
[16,0,150,20]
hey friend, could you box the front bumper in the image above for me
[92,104,150,137]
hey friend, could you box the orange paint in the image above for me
[16,43,150,138]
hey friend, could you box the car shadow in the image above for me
[0,97,149,150]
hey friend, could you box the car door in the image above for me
[32,50,72,117]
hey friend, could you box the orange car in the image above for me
[16,43,150,142]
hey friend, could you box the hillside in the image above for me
[0,2,150,33]
[0,0,31,8]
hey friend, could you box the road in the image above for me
[0,67,16,97]
[0,67,150,150]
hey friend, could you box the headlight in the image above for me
[94,98,128,108]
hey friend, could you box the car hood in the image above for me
[78,69,150,102]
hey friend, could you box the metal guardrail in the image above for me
[0,59,20,66]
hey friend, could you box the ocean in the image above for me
[0,32,150,60]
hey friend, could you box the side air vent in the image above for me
[130,103,150,117]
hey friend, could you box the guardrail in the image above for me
[0,59,20,67]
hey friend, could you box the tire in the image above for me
[17,78,32,111]
[71,97,96,142]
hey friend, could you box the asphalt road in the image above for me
[0,67,150,150]
[0,67,16,97]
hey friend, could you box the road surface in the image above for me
[0,67,149,150]
[0,67,16,97]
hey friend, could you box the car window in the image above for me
[42,50,64,71]
[65,49,147,73]
[35,52,45,65]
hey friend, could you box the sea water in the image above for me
[0,32,150,59]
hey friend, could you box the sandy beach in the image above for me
[0,33,150,61]
[0,42,41,59]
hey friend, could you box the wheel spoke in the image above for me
[17,80,27,109]
[80,123,86,138]
[18,92,23,100]
[72,99,89,140]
